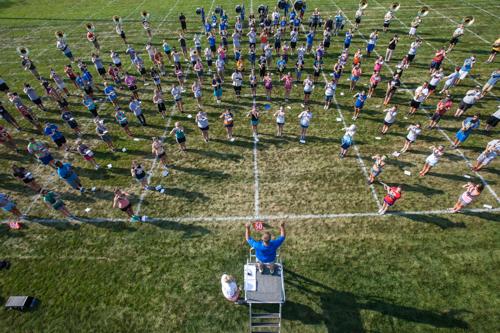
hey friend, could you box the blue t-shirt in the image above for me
[306,33,314,45]
[355,94,367,107]
[44,124,63,140]
[208,36,216,47]
[57,163,75,180]
[247,236,285,263]
[344,32,352,44]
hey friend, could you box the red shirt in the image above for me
[436,100,453,115]
[384,187,401,205]
[432,51,445,63]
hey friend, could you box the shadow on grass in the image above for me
[170,165,231,180]
[150,221,209,238]
[0,223,26,238]
[402,183,445,196]
[402,214,466,229]
[282,268,470,332]
[187,148,243,161]
[461,211,500,223]
[37,221,81,231]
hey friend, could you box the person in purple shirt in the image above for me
[245,222,286,274]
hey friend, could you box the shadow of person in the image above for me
[284,268,470,332]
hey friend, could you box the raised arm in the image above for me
[245,223,251,241]
[279,222,286,237]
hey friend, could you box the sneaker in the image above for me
[258,266,264,273]
[230,137,235,142]
[299,139,306,144]
[324,105,328,110]
[95,164,100,170]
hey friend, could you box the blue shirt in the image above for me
[247,236,285,263]
[344,32,352,44]
[44,124,64,141]
[57,163,75,180]
[306,32,314,45]
[208,36,216,46]
[355,94,367,107]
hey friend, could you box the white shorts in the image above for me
[409,27,417,35]
[425,155,439,167]
[459,70,469,80]
[477,152,496,165]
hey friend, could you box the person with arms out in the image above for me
[400,123,422,153]
[455,87,481,117]
[428,95,453,129]
[42,190,73,218]
[55,160,84,193]
[419,145,445,176]
[451,183,483,213]
[245,222,286,274]
[381,105,398,134]
[408,82,429,116]
[452,114,481,148]
[379,185,402,215]
[472,139,499,171]
[11,164,41,192]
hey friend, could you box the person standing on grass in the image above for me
[151,68,162,90]
[115,107,133,137]
[42,190,73,218]
[486,37,500,63]
[274,106,286,137]
[231,69,243,101]
[419,145,445,177]
[339,124,356,159]
[0,126,19,152]
[472,139,499,171]
[446,24,464,53]
[408,16,421,37]
[451,183,483,213]
[408,82,429,116]
[481,70,500,98]
[195,109,210,143]
[0,192,22,219]
[452,114,480,149]
[0,101,20,130]
[95,119,116,152]
[191,80,203,109]
[380,105,398,135]
[400,123,422,153]
[245,222,286,274]
[302,75,314,105]
[427,68,444,98]
[27,138,55,167]
[324,78,336,110]
[383,73,400,106]
[379,185,402,215]
[104,81,119,107]
[249,69,258,100]
[113,189,137,220]
[129,97,146,126]
[366,30,378,57]
[124,72,139,100]
[107,64,124,90]
[368,155,386,184]
[349,64,362,92]
[385,34,399,62]
[298,107,313,144]
[263,72,273,101]
[455,88,481,117]
[23,83,46,112]
[61,110,81,136]
[212,74,223,104]
[55,160,84,193]
[8,92,41,132]
[429,48,446,74]
[12,164,41,193]
[75,139,99,169]
[457,55,476,84]
[282,72,293,102]
[407,38,422,64]
[485,107,500,131]
[153,88,167,119]
[152,137,168,169]
[367,71,381,98]
[170,122,187,152]
[131,161,148,189]
[428,95,453,129]
[352,90,367,121]
[247,107,260,142]
[44,122,68,151]
[171,84,185,113]
[439,67,461,94]
[220,109,235,142]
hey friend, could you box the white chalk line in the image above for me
[3,207,498,224]
[416,0,491,44]
[460,0,500,19]
[253,139,260,218]
[331,0,500,204]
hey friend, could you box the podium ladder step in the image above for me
[252,313,280,319]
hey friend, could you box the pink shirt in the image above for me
[124,75,136,87]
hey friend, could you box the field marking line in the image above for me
[134,107,175,216]
[4,207,499,224]
[253,139,260,218]
[330,0,500,204]
[416,0,491,44]
[154,0,181,33]
[461,0,500,19]
[321,73,383,210]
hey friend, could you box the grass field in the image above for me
[0,0,499,332]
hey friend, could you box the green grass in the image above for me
[0,0,499,332]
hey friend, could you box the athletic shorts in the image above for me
[449,37,459,45]
[158,103,166,112]
[325,95,333,101]
[486,115,499,127]
[33,98,42,105]
[176,136,186,144]
[119,121,129,128]
[199,126,209,131]
[129,85,137,91]
[410,99,421,109]
[0,82,9,92]
[428,84,437,91]
[98,68,106,75]
[54,136,67,147]
[383,121,394,127]
[459,101,473,111]
[430,61,441,70]
[120,203,132,212]
[39,154,54,165]
[431,113,442,122]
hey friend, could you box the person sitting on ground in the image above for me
[245,222,286,274]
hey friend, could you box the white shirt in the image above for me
[221,276,238,300]
[453,27,464,37]
[384,108,398,123]
[408,41,419,55]
[171,87,181,100]
[429,72,444,86]
[414,86,429,102]
[462,90,480,104]
[300,112,312,126]
[407,125,421,141]
[304,79,313,92]
[231,72,243,86]
[325,83,336,96]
